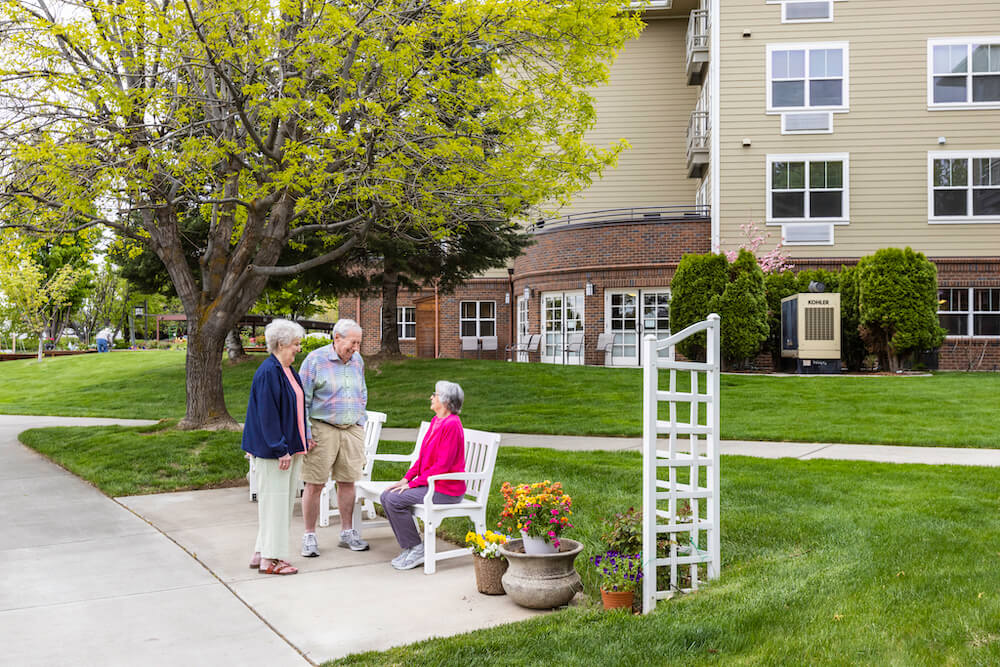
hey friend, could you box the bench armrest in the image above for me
[372,453,416,463]
[425,472,488,499]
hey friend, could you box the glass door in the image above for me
[541,291,585,365]
[604,289,671,365]
[607,291,639,365]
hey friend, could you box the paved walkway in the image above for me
[4,415,1000,666]
[383,428,1000,466]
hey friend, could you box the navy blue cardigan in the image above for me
[241,354,308,459]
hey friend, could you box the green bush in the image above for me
[837,264,866,371]
[669,252,728,361]
[856,247,946,372]
[300,335,330,356]
[763,270,798,367]
[710,250,768,368]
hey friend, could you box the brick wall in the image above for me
[339,280,513,359]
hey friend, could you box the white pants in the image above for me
[253,455,302,560]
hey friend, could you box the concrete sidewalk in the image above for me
[0,415,306,666]
[383,428,1000,466]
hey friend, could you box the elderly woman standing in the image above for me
[381,380,467,571]
[243,319,309,575]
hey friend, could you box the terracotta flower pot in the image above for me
[473,555,508,595]
[600,588,635,610]
[499,538,583,609]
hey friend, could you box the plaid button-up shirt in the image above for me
[299,344,367,440]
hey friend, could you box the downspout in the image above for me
[434,283,440,358]
[710,0,721,253]
[508,267,515,360]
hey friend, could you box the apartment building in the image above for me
[342,0,1000,371]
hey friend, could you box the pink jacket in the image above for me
[405,414,467,496]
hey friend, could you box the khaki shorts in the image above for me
[302,420,365,484]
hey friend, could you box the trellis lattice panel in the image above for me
[641,314,721,615]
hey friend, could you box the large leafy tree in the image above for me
[0,0,641,429]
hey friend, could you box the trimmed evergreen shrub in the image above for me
[837,264,866,371]
[669,252,728,361]
[710,250,769,368]
[763,270,799,367]
[856,247,945,372]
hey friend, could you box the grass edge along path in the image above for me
[17,424,1000,665]
[2,352,1000,447]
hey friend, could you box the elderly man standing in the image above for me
[299,318,370,555]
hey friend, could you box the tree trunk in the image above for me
[380,269,401,356]
[176,323,241,431]
[225,326,250,362]
[36,337,43,363]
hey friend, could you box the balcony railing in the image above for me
[686,110,710,178]
[686,9,710,85]
[528,205,711,233]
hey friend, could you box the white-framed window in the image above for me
[938,287,1000,337]
[460,301,495,337]
[766,154,849,224]
[928,151,1000,222]
[766,0,844,23]
[397,306,415,340]
[377,306,416,340]
[767,43,848,112]
[928,38,1000,109]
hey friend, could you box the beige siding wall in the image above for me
[718,0,1000,258]
[553,18,699,218]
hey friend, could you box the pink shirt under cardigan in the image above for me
[281,365,307,455]
[405,414,467,496]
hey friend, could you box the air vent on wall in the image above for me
[783,0,832,21]
[782,223,833,245]
[782,112,832,134]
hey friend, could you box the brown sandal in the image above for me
[249,552,261,569]
[259,559,298,575]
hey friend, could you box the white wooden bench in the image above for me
[351,422,502,574]
[246,410,387,505]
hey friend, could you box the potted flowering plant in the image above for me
[465,531,508,595]
[591,551,643,610]
[496,480,573,553]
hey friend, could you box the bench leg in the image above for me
[352,500,364,538]
[423,515,437,574]
[319,483,331,528]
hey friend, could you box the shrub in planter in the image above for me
[856,247,946,372]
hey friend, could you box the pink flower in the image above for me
[551,509,559,515]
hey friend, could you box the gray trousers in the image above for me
[380,486,462,549]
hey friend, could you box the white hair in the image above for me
[264,319,306,354]
[333,318,362,338]
[435,380,464,414]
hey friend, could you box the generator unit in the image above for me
[780,292,842,374]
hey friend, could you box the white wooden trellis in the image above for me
[642,313,721,614]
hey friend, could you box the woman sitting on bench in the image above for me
[381,381,466,570]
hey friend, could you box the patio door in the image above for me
[604,288,670,365]
[541,291,584,365]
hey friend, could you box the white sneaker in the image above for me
[393,543,425,570]
[391,548,411,568]
[301,533,320,557]
[339,528,370,552]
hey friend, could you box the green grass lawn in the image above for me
[21,422,997,664]
[2,351,1000,447]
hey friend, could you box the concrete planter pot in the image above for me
[499,538,583,609]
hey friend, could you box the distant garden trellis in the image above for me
[641,314,721,614]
